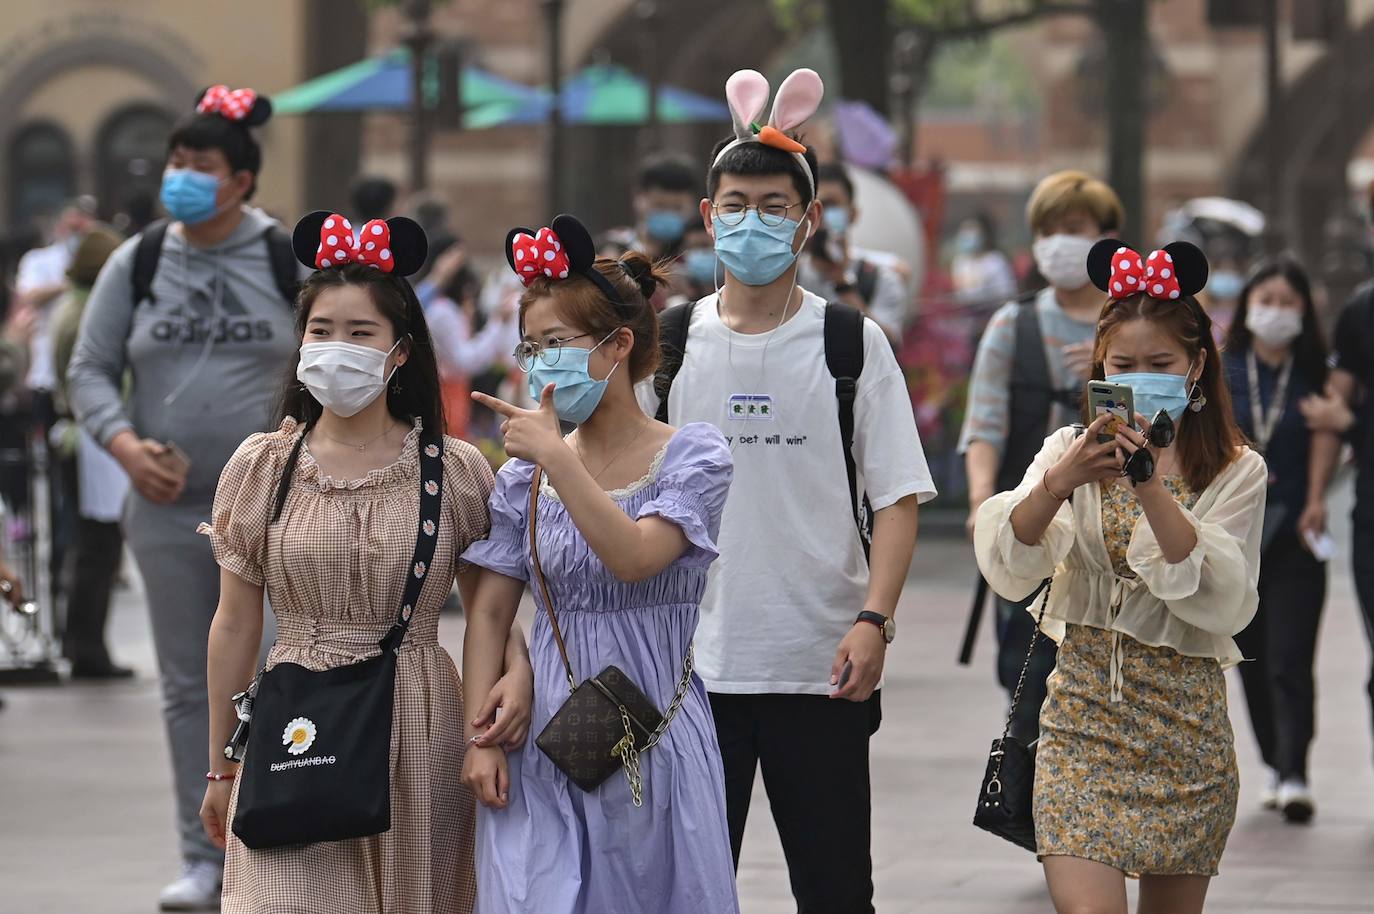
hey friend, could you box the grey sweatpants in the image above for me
[125,495,273,866]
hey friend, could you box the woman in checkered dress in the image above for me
[198,220,533,914]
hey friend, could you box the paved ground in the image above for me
[2,482,1373,913]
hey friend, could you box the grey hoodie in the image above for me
[68,207,301,506]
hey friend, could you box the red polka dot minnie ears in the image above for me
[504,213,629,308]
[1087,238,1209,302]
[194,85,272,127]
[291,210,428,277]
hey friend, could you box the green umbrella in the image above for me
[470,63,730,127]
[272,47,545,117]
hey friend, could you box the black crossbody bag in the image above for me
[527,466,695,808]
[228,431,443,850]
[973,576,1052,853]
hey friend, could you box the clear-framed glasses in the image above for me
[512,333,591,372]
[711,201,802,228]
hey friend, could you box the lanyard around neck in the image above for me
[1246,348,1293,455]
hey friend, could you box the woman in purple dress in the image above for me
[460,215,738,914]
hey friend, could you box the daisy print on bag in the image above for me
[414,561,427,579]
[425,480,439,496]
[423,519,436,537]
[283,717,317,756]
[425,444,440,458]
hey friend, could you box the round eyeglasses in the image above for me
[711,201,802,228]
[512,333,591,372]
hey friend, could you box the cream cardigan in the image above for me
[975,427,1266,695]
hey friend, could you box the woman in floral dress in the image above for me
[976,241,1265,914]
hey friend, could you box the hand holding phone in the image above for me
[1302,529,1335,562]
[1087,381,1135,444]
[160,441,191,480]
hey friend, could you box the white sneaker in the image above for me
[1259,768,1280,810]
[1278,778,1315,824]
[159,860,223,911]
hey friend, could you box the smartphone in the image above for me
[1303,529,1336,562]
[1087,381,1135,444]
[836,661,853,691]
[161,441,191,477]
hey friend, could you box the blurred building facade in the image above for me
[0,0,351,236]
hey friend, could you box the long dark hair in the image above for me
[275,263,446,434]
[1091,292,1245,492]
[1223,256,1327,390]
[269,265,446,523]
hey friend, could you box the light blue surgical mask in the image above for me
[644,209,687,245]
[822,207,850,237]
[526,330,620,425]
[712,212,808,287]
[1208,270,1244,301]
[160,168,225,225]
[1104,370,1191,422]
[684,248,717,286]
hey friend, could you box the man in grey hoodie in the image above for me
[67,87,300,912]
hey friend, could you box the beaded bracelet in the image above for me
[205,770,237,782]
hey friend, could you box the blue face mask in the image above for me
[160,168,224,225]
[684,248,717,286]
[1104,370,1192,422]
[822,207,850,237]
[712,212,807,287]
[526,330,619,425]
[1208,270,1244,301]
[644,209,687,244]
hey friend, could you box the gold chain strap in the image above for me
[611,644,696,807]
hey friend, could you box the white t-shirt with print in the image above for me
[639,289,937,694]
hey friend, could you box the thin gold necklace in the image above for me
[315,421,400,452]
[576,416,650,482]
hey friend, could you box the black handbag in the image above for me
[527,466,694,807]
[228,430,443,850]
[973,577,1052,853]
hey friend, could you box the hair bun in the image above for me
[619,255,658,299]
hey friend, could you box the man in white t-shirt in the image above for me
[641,134,935,912]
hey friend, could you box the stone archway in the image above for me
[0,33,196,221]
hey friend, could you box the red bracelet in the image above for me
[205,770,237,782]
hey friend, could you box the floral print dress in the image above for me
[1034,476,1239,877]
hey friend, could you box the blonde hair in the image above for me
[1026,170,1124,237]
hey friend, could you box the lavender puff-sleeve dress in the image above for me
[462,422,740,914]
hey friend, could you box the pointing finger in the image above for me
[472,391,521,418]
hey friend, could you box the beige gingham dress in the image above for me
[200,417,493,914]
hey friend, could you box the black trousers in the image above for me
[1233,528,1326,781]
[710,691,882,914]
[1353,519,1374,744]
[61,516,124,667]
[995,593,1057,742]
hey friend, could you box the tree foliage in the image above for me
[773,0,1093,37]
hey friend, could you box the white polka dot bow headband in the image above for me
[1087,238,1210,304]
[291,210,428,278]
[194,85,272,126]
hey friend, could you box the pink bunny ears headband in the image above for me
[713,68,824,196]
[291,210,428,277]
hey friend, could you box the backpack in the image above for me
[130,218,299,307]
[653,299,874,560]
[995,293,1082,492]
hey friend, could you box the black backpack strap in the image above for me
[131,219,171,306]
[996,294,1056,492]
[653,300,696,424]
[824,301,871,560]
[854,259,879,306]
[380,429,444,654]
[264,224,301,305]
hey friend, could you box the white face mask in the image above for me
[1032,234,1096,291]
[1245,303,1303,349]
[296,340,401,418]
